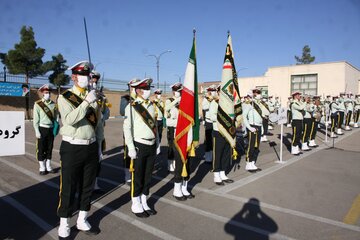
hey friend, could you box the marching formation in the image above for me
[30,37,360,239]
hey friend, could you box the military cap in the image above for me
[154,89,163,94]
[332,95,339,100]
[38,84,50,92]
[68,61,94,76]
[291,91,301,97]
[268,95,273,99]
[252,88,262,94]
[91,70,101,79]
[170,82,183,92]
[339,92,346,96]
[206,85,217,92]
[129,78,153,89]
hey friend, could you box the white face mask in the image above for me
[255,94,262,100]
[156,94,161,99]
[211,91,217,97]
[142,90,151,100]
[174,91,181,98]
[77,75,89,89]
[92,82,97,89]
[43,93,50,100]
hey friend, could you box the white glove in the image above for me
[128,148,137,159]
[35,132,41,139]
[85,90,97,104]
[248,127,256,133]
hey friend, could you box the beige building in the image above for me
[240,61,360,106]
[200,61,360,107]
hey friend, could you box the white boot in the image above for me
[251,161,259,170]
[168,160,175,172]
[58,217,70,238]
[213,172,223,185]
[173,182,186,200]
[345,126,351,131]
[337,128,343,135]
[354,123,359,128]
[220,171,234,183]
[39,161,46,175]
[260,135,268,142]
[291,146,300,155]
[131,196,144,214]
[286,124,292,128]
[45,159,54,173]
[301,142,310,151]
[204,151,212,163]
[76,210,91,231]
[268,125,274,130]
[308,140,317,147]
[245,162,257,171]
[141,194,151,211]
[330,132,337,138]
[181,181,194,198]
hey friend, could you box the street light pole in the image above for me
[3,66,6,82]
[147,50,171,89]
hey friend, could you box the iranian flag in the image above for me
[174,30,199,177]
[217,32,242,149]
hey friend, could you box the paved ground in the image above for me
[0,118,359,240]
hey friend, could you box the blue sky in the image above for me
[0,0,359,89]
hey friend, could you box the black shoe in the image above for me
[93,188,106,194]
[247,169,258,173]
[215,181,224,185]
[184,193,195,199]
[168,171,175,175]
[255,168,262,172]
[223,179,234,183]
[39,171,47,175]
[145,209,157,215]
[173,195,187,201]
[133,211,149,218]
[47,169,57,174]
[77,227,100,235]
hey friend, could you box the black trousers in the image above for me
[246,125,261,162]
[36,127,54,161]
[173,147,191,183]
[204,122,213,152]
[262,118,269,136]
[131,142,156,197]
[123,135,131,169]
[302,118,312,144]
[287,110,292,125]
[345,111,352,126]
[355,110,360,123]
[331,113,338,132]
[57,141,99,217]
[292,119,303,147]
[167,127,175,160]
[212,131,231,172]
[338,111,345,128]
[157,120,163,144]
[310,118,318,140]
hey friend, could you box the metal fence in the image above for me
[0,71,171,93]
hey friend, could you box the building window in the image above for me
[256,85,268,97]
[291,74,317,96]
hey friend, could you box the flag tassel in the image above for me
[189,142,196,157]
[181,163,188,177]
[129,159,134,172]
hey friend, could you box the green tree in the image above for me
[44,54,70,95]
[295,45,315,64]
[0,26,45,119]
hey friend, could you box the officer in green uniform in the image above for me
[242,88,263,172]
[291,92,306,155]
[123,78,157,218]
[33,84,57,175]
[153,89,165,152]
[57,61,103,238]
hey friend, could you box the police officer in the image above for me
[153,89,165,151]
[309,96,321,147]
[257,94,272,142]
[330,96,341,138]
[344,93,354,131]
[33,84,57,175]
[337,92,346,134]
[286,96,293,128]
[57,61,102,238]
[90,70,110,193]
[301,95,313,151]
[123,78,157,218]
[202,85,216,163]
[209,85,236,185]
[354,94,360,128]
[165,83,182,173]
[291,92,306,155]
[242,88,263,172]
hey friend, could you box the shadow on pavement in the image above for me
[224,198,278,240]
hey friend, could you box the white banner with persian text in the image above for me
[0,111,25,156]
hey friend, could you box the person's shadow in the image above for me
[224,198,278,240]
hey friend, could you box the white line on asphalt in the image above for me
[0,187,57,239]
[216,128,360,194]
[0,157,181,240]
